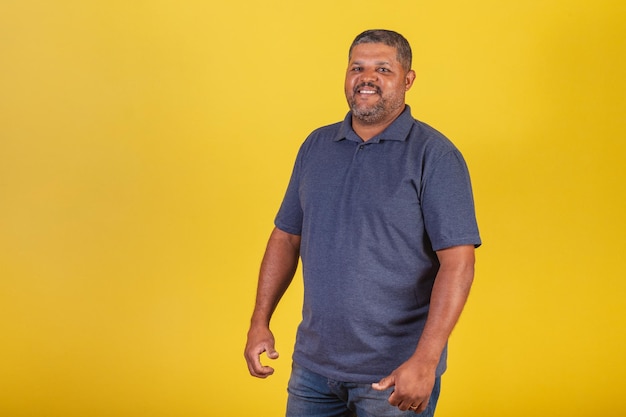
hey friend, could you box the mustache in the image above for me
[354,82,381,95]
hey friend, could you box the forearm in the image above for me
[371,245,475,409]
[411,245,475,368]
[245,227,301,378]
[250,227,301,327]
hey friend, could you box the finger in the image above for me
[246,355,275,378]
[417,400,429,413]
[255,365,276,378]
[245,344,279,378]
[397,398,420,412]
[410,400,428,414]
[371,375,395,391]
[386,389,401,407]
[266,346,279,360]
[256,347,279,377]
[244,348,267,376]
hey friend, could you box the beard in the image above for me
[350,98,387,124]
[348,84,405,125]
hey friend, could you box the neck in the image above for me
[351,105,405,141]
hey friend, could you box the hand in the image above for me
[244,325,279,378]
[372,359,436,414]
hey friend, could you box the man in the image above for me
[244,29,481,417]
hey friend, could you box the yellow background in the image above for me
[1,1,625,416]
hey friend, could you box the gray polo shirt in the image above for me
[275,105,481,383]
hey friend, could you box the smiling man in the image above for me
[345,40,414,133]
[244,30,481,417]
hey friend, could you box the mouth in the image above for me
[355,83,381,96]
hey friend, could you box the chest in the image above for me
[298,140,424,214]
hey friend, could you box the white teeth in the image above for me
[359,90,376,94]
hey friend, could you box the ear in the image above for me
[405,69,416,91]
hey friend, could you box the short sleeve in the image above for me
[421,150,481,251]
[274,146,305,235]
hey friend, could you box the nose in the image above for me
[359,68,378,83]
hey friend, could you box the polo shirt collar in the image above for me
[334,105,414,143]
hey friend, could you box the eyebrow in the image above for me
[351,60,392,66]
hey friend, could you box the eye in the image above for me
[351,66,363,72]
[377,67,390,73]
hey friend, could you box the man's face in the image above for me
[345,43,415,125]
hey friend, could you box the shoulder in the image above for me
[297,120,345,158]
[405,119,471,180]
[410,119,458,153]
[306,120,344,142]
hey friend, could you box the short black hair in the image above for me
[349,29,412,72]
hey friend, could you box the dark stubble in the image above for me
[348,82,405,125]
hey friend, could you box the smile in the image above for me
[355,83,381,95]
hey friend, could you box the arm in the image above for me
[373,244,475,412]
[244,226,301,378]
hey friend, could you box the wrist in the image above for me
[410,345,444,370]
[249,313,271,328]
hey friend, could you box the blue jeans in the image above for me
[286,363,441,417]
